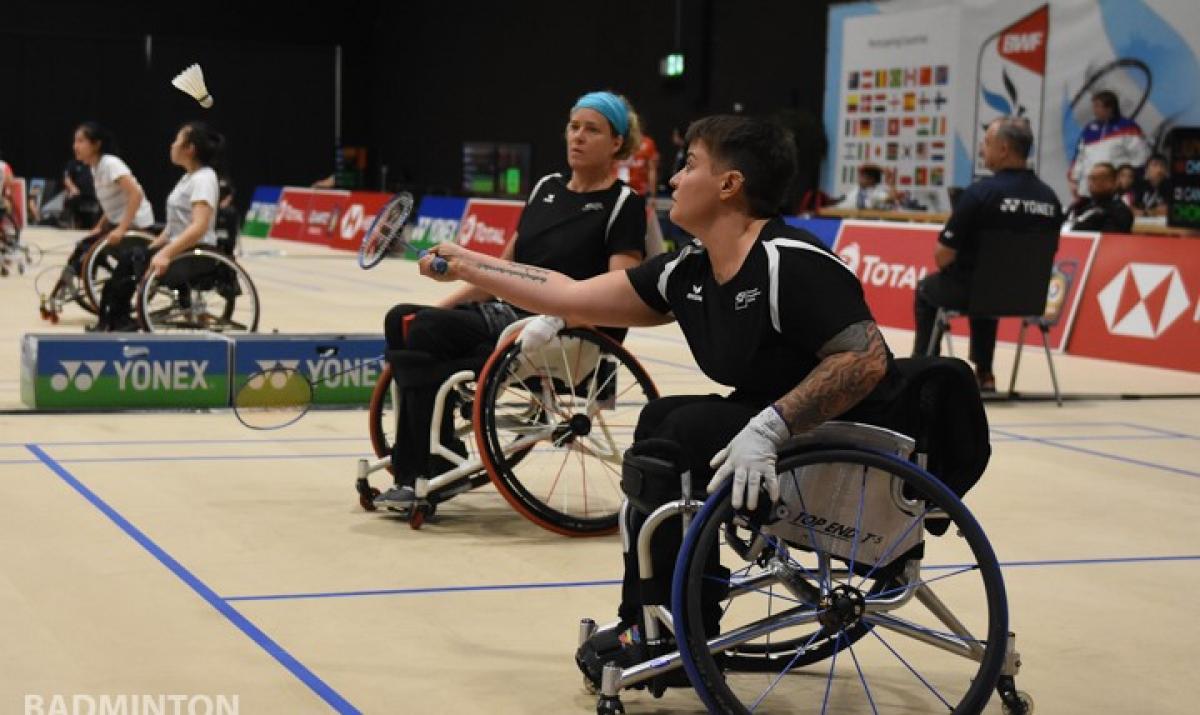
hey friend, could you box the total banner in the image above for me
[1065,233,1200,372]
[831,220,1097,351]
[456,198,523,258]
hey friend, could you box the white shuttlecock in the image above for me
[171,64,213,108]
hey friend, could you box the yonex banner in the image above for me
[229,334,386,406]
[1066,233,1200,372]
[831,220,1097,351]
[242,186,282,238]
[457,198,523,257]
[409,196,469,259]
[21,334,231,409]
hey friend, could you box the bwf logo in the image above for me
[1097,262,1192,339]
[50,361,106,392]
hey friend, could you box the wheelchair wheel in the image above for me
[367,363,400,477]
[81,231,153,314]
[367,362,484,482]
[474,327,658,537]
[136,249,260,332]
[672,448,1009,714]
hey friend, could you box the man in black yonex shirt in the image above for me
[911,117,1061,391]
[418,115,901,685]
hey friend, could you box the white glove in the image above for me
[517,315,566,353]
[708,406,791,511]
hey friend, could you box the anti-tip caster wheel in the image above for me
[596,695,624,714]
[1002,691,1034,715]
[355,479,380,512]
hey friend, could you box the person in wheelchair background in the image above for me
[373,90,650,511]
[56,122,157,299]
[415,115,955,685]
[94,121,225,332]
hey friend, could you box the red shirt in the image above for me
[615,136,659,196]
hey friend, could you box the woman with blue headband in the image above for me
[374,90,649,511]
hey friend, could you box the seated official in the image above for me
[1065,162,1135,233]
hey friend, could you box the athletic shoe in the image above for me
[374,484,418,510]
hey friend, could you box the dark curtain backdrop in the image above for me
[2,1,830,212]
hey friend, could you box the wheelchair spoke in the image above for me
[867,628,954,710]
[746,618,823,713]
[847,466,869,578]
[542,446,573,505]
[868,564,979,602]
[819,630,842,715]
[847,638,881,715]
[854,506,931,591]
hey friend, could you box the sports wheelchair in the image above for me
[132,229,259,333]
[41,229,159,322]
[355,318,659,535]
[580,360,1034,714]
[2,209,41,278]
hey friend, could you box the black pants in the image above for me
[618,395,759,635]
[912,271,997,374]
[382,302,520,486]
[98,243,160,327]
[65,228,106,275]
[618,393,899,635]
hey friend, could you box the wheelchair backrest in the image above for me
[765,421,923,569]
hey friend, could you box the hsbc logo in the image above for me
[1097,263,1192,339]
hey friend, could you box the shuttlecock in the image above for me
[172,64,213,108]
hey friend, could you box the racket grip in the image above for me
[417,250,449,275]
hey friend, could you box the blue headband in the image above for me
[572,91,629,138]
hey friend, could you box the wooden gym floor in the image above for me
[1,227,1198,713]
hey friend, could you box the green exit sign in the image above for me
[660,53,685,78]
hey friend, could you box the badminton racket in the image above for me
[358,191,448,273]
[234,352,385,430]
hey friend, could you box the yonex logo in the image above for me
[1000,198,1021,213]
[50,361,106,392]
[1096,262,1191,339]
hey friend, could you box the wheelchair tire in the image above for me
[367,363,399,477]
[81,231,154,314]
[673,448,1009,714]
[136,249,260,333]
[474,327,658,537]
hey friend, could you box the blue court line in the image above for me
[223,554,1200,603]
[225,578,623,603]
[24,444,360,714]
[1121,422,1200,440]
[992,429,1200,480]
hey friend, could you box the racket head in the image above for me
[358,192,415,269]
[233,366,315,430]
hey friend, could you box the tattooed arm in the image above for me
[420,242,671,327]
[772,320,890,434]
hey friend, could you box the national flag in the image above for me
[915,166,928,186]
[847,71,859,89]
[888,118,899,136]
[931,167,945,186]
[903,93,916,112]
[919,66,932,86]
[886,142,898,161]
[890,68,903,87]
[860,71,874,89]
[847,94,858,113]
[905,68,918,87]
[935,65,949,85]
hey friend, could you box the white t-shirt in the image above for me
[165,167,219,246]
[92,154,155,228]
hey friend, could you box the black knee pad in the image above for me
[621,439,694,515]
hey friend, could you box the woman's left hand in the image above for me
[148,250,172,278]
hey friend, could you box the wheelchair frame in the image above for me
[355,319,659,535]
[582,421,1032,715]
[135,247,260,333]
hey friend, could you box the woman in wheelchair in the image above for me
[56,123,157,298]
[94,121,224,332]
[373,91,650,511]
[419,116,1024,713]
